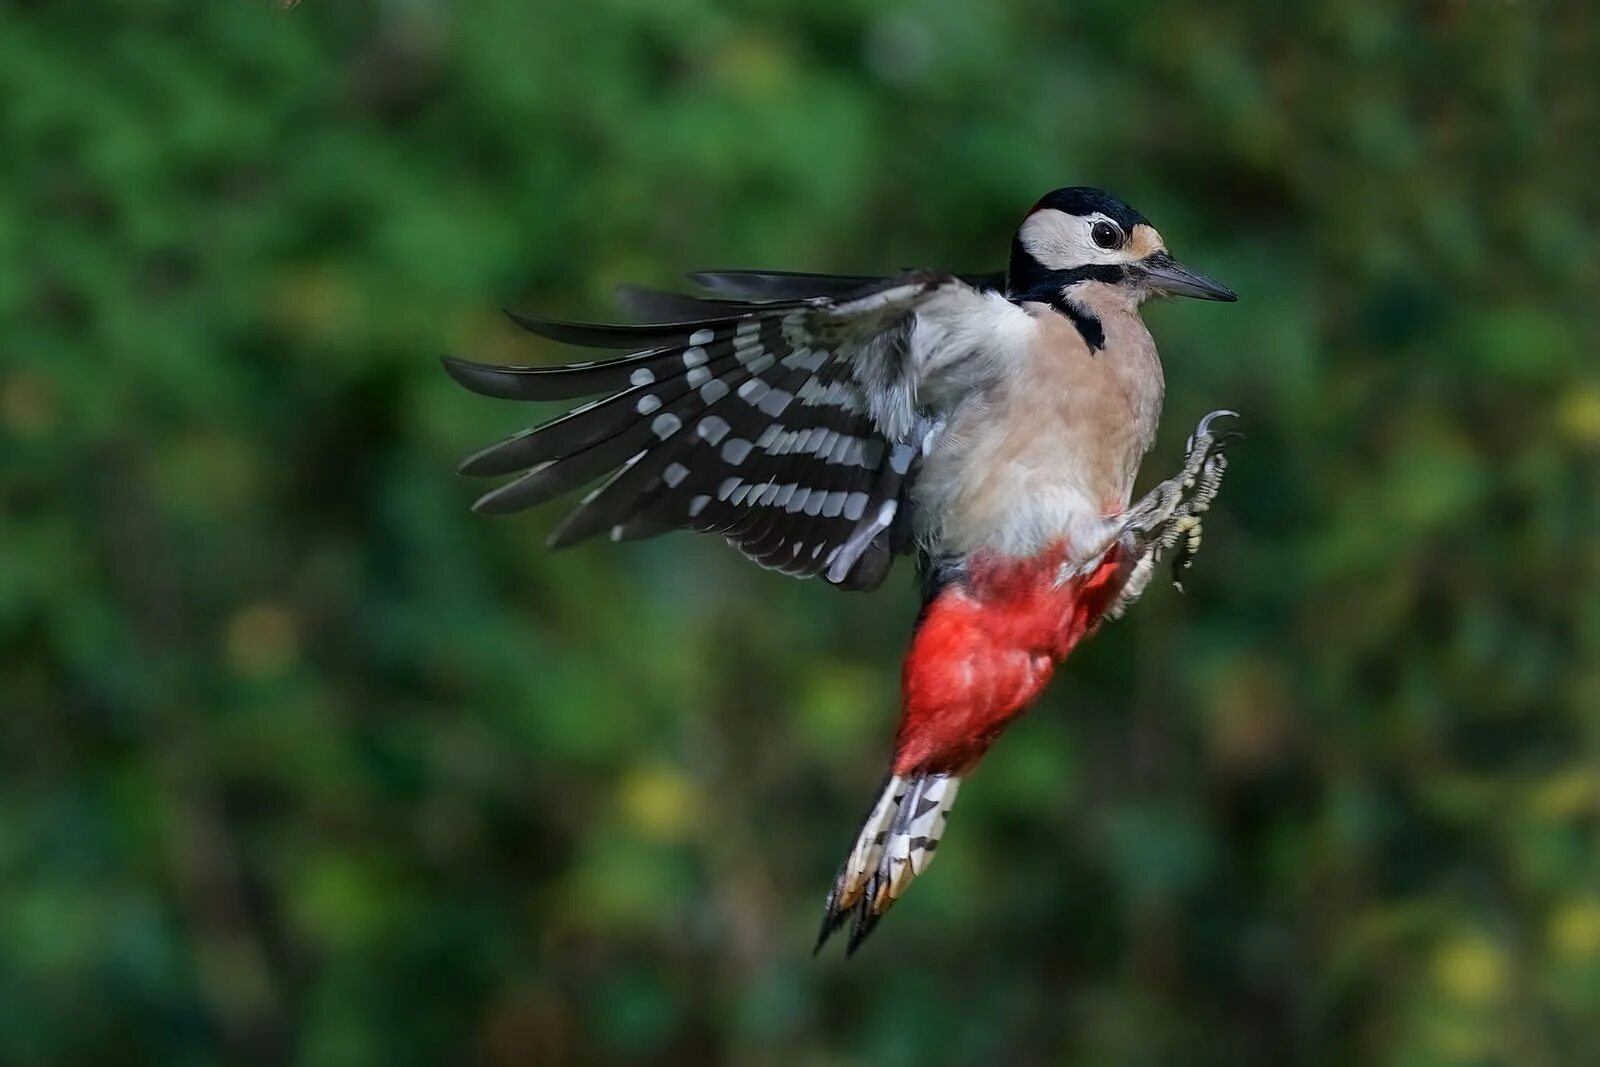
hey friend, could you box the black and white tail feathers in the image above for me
[815,772,962,956]
[446,272,960,590]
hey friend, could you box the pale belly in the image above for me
[913,305,1162,561]
[914,405,1145,561]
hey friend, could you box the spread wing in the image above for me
[446,270,1020,591]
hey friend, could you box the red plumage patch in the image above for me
[892,544,1129,775]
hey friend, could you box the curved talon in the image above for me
[1132,408,1238,567]
[1186,409,1240,453]
[1197,409,1238,436]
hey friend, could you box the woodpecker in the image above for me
[445,187,1239,956]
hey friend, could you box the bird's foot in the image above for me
[1121,409,1240,591]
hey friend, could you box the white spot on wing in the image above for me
[757,388,792,416]
[651,412,682,439]
[636,394,662,415]
[825,498,898,583]
[889,443,914,475]
[697,416,731,444]
[782,347,827,371]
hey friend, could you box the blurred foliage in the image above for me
[2,0,1598,1064]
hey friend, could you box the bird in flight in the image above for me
[445,187,1239,956]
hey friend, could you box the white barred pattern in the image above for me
[450,269,1019,590]
[817,772,964,950]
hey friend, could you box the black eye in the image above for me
[1091,221,1123,249]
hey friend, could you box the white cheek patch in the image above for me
[1018,208,1133,271]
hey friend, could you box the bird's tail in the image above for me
[814,771,962,956]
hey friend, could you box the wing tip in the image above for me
[441,353,544,401]
[469,485,521,516]
[458,443,533,479]
[470,469,556,516]
[441,353,488,390]
[544,523,586,550]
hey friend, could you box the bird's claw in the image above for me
[1184,409,1239,455]
[1122,410,1240,590]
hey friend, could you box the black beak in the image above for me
[1140,251,1237,302]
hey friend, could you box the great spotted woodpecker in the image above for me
[446,187,1239,955]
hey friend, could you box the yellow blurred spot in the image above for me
[273,265,355,343]
[711,32,793,97]
[1527,769,1598,821]
[797,663,884,749]
[1557,386,1600,445]
[0,372,59,438]
[618,763,698,841]
[224,603,300,679]
[1549,898,1600,960]
[1205,665,1293,773]
[1431,935,1508,1004]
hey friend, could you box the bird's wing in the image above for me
[689,268,1007,301]
[446,272,1027,591]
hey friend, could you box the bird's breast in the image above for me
[913,304,1163,560]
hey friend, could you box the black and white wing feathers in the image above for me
[446,271,1009,591]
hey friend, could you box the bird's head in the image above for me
[1006,187,1236,310]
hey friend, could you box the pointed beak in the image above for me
[1139,251,1237,302]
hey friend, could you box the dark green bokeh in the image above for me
[3,2,1597,1064]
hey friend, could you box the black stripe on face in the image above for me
[1053,264,1128,287]
[1056,299,1106,352]
[1007,262,1128,353]
[1007,258,1130,304]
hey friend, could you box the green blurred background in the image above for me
[4,1,1598,1064]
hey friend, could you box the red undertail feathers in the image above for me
[815,544,1132,955]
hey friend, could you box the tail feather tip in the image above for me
[813,771,961,957]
